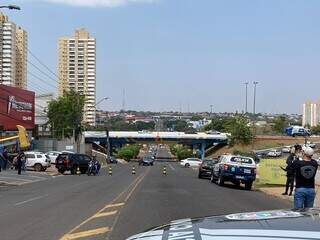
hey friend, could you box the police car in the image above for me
[210,155,256,190]
[126,209,320,240]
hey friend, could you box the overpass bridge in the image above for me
[84,131,228,159]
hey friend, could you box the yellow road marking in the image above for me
[61,227,110,240]
[93,210,117,219]
[101,202,124,210]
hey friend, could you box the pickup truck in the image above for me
[55,153,91,174]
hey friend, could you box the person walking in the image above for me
[16,152,25,175]
[281,145,301,196]
[291,146,318,209]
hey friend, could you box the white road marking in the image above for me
[168,164,175,171]
[14,194,48,206]
[0,176,35,182]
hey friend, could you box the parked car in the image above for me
[281,146,291,153]
[108,156,118,164]
[211,155,256,190]
[24,151,51,172]
[306,142,316,148]
[139,156,154,166]
[198,159,217,179]
[180,158,202,168]
[55,153,91,174]
[126,209,320,240]
[45,151,62,164]
[267,149,282,157]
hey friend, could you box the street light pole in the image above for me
[244,82,249,113]
[253,81,258,115]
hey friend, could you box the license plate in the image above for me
[236,175,245,179]
[244,169,251,174]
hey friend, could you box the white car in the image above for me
[267,150,282,157]
[281,146,291,153]
[24,151,51,172]
[45,151,61,164]
[180,158,202,167]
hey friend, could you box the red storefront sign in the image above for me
[0,84,35,130]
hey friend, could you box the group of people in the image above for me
[281,144,318,209]
[0,147,26,175]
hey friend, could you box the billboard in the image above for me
[0,84,35,130]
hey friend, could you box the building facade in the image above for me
[58,29,96,126]
[0,12,27,89]
[302,101,320,127]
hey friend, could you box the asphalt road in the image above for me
[0,148,290,240]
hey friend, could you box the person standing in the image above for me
[281,145,301,196]
[2,147,8,170]
[16,152,25,175]
[291,146,318,209]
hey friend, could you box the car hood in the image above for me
[126,209,320,240]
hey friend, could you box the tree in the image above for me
[311,125,320,135]
[116,144,141,161]
[224,116,253,145]
[190,115,203,121]
[272,116,288,134]
[204,118,226,132]
[47,90,85,140]
[170,144,194,160]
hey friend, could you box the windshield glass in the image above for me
[230,157,253,164]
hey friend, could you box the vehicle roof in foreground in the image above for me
[127,208,320,240]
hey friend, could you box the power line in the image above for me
[27,48,58,79]
[28,70,57,90]
[27,59,58,84]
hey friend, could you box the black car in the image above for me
[198,159,217,179]
[139,156,154,166]
[55,153,91,174]
[126,208,320,240]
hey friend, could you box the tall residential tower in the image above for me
[58,29,96,126]
[0,12,27,89]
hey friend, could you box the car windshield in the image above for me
[1,1,317,239]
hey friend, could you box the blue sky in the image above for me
[6,0,320,113]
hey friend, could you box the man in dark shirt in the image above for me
[281,145,302,196]
[291,146,318,209]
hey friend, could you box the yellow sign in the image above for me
[259,158,287,185]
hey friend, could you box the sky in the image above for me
[5,0,320,113]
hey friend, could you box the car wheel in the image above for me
[58,169,65,174]
[245,181,253,190]
[217,175,224,186]
[185,163,190,168]
[234,181,240,188]
[34,163,42,172]
[198,173,202,179]
[81,169,87,174]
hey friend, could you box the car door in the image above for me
[37,154,44,164]
[25,154,35,167]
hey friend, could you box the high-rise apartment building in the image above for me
[0,12,27,89]
[302,101,320,127]
[58,29,96,126]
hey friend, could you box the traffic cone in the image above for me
[163,166,167,176]
[132,166,136,175]
[77,166,81,175]
[108,166,112,176]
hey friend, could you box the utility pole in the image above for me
[253,81,258,115]
[244,82,249,113]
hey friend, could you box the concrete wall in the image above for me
[33,138,85,154]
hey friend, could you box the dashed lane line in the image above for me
[61,227,110,240]
[14,194,49,206]
[168,163,175,171]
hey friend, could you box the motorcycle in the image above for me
[87,161,98,176]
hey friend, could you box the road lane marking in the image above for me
[0,176,35,182]
[61,227,110,240]
[93,210,117,219]
[59,171,146,240]
[101,202,125,210]
[14,194,48,206]
[125,171,147,202]
[168,163,175,171]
